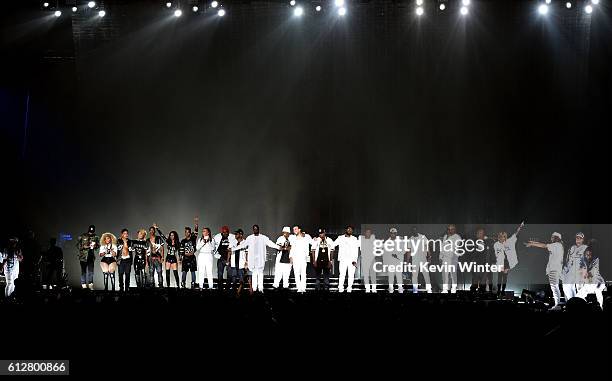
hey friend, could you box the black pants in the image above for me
[79,254,95,285]
[44,264,60,287]
[497,272,509,293]
[217,258,227,290]
[118,259,132,291]
[315,261,331,290]
[471,271,493,292]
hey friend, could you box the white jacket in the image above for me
[289,233,313,263]
[334,234,360,263]
[311,237,335,261]
[494,233,519,270]
[196,237,217,257]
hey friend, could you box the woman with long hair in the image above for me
[494,222,523,296]
[154,224,181,288]
[196,227,216,290]
[99,232,117,291]
[132,229,149,288]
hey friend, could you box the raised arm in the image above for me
[525,241,547,249]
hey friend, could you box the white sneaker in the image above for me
[388,287,394,293]
[88,283,94,290]
[451,288,457,294]
[347,288,352,293]
[81,284,87,289]
[398,288,404,294]
[372,285,377,293]
[426,287,432,294]
[413,288,418,294]
[338,288,345,293]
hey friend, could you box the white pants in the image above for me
[576,283,605,309]
[197,255,214,289]
[562,283,579,301]
[275,262,292,288]
[4,266,19,297]
[387,270,404,292]
[251,268,265,292]
[293,261,307,292]
[548,271,561,306]
[338,261,356,291]
[362,260,377,291]
[273,253,282,287]
[440,256,457,292]
[412,260,432,292]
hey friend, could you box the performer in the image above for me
[576,245,606,309]
[525,232,564,310]
[228,229,247,291]
[147,226,165,288]
[384,227,405,293]
[494,222,523,296]
[333,225,360,293]
[213,226,237,290]
[471,227,495,293]
[41,238,63,290]
[76,225,100,290]
[273,227,292,289]
[99,232,117,291]
[195,227,216,290]
[180,217,199,288]
[311,228,334,291]
[359,228,377,293]
[407,226,432,294]
[289,225,312,293]
[439,224,462,294]
[1,237,23,298]
[153,225,180,288]
[132,229,149,288]
[561,232,588,301]
[233,225,281,293]
[116,229,133,291]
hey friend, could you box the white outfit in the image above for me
[2,250,21,297]
[408,234,431,293]
[333,235,360,292]
[546,242,564,307]
[196,237,217,289]
[289,233,313,292]
[234,234,279,292]
[562,244,587,301]
[383,237,404,293]
[359,234,377,292]
[439,233,462,293]
[494,234,519,270]
[576,257,606,309]
[273,235,292,289]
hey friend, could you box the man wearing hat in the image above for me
[384,227,405,293]
[231,225,281,292]
[311,228,335,291]
[213,225,237,290]
[439,224,462,294]
[333,225,360,293]
[76,224,100,290]
[561,232,588,301]
[273,227,292,289]
[526,232,565,310]
[228,229,247,291]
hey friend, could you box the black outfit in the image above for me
[132,239,148,288]
[117,239,133,291]
[180,230,198,287]
[315,240,331,290]
[471,237,495,292]
[498,257,510,295]
[42,245,63,288]
[216,235,230,290]
[156,228,181,288]
[147,236,165,287]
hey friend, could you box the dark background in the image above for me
[1,1,611,265]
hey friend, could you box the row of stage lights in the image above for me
[41,0,604,19]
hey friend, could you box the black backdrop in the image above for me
[1,0,611,241]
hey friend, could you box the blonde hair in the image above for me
[137,229,148,239]
[497,232,508,241]
[100,232,117,246]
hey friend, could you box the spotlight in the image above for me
[338,6,346,16]
[416,6,424,16]
[335,0,345,7]
[211,1,219,7]
[315,5,322,11]
[545,0,551,4]
[585,4,593,13]
[174,9,182,17]
[54,10,61,17]
[72,6,77,12]
[591,0,599,4]
[88,1,96,8]
[43,2,49,8]
[462,0,470,6]
[538,4,548,15]
[166,2,172,7]
[192,6,199,12]
[439,3,446,11]
[566,2,572,8]
[416,0,423,5]
[460,6,468,15]
[99,10,106,17]
[294,6,304,16]
[290,0,296,5]
[218,8,226,16]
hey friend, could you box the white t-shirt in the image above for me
[99,244,117,258]
[408,234,429,263]
[359,235,376,264]
[333,235,360,263]
[545,242,564,275]
[494,234,519,270]
[289,234,313,263]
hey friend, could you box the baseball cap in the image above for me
[318,228,326,235]
[390,227,398,234]
[282,226,291,233]
[234,229,244,235]
[576,232,585,239]
[552,232,562,239]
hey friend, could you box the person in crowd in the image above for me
[147,226,165,288]
[439,224,462,294]
[407,226,432,294]
[213,226,237,290]
[561,232,588,301]
[132,229,149,288]
[360,228,377,293]
[99,232,118,291]
[195,227,216,290]
[525,232,564,310]
[179,217,199,288]
[153,224,180,288]
[311,228,334,291]
[116,229,133,291]
[1,237,23,298]
[333,225,360,293]
[41,238,63,290]
[494,222,524,296]
[289,225,312,293]
[273,227,292,289]
[76,225,100,290]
